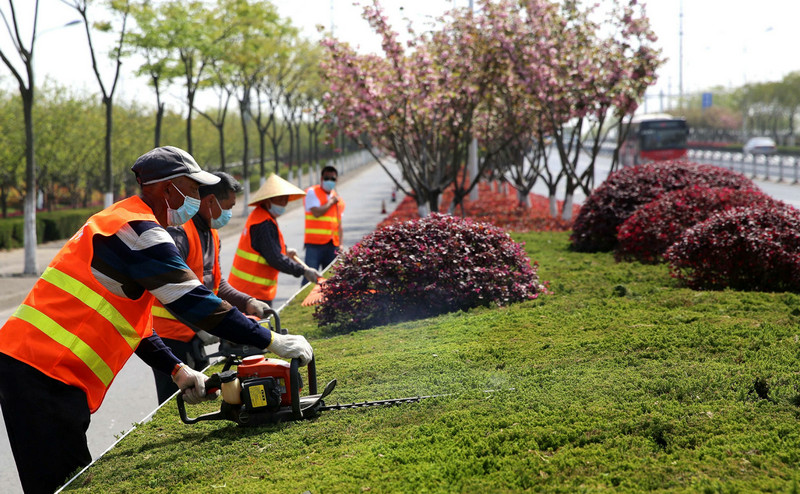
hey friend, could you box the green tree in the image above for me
[64,0,133,207]
[0,0,42,273]
[0,93,25,217]
[128,0,174,148]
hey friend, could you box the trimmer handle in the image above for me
[175,373,223,424]
[290,355,317,420]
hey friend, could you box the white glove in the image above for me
[172,364,217,404]
[267,332,313,366]
[246,298,271,318]
[286,247,298,259]
[303,267,321,284]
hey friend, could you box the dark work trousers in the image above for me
[0,352,92,493]
[302,241,338,286]
[152,336,209,404]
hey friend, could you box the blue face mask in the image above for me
[322,180,336,192]
[167,183,201,226]
[268,203,286,217]
[209,196,233,229]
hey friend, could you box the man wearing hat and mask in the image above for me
[0,146,312,493]
[229,173,322,306]
[150,170,273,404]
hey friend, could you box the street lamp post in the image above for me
[467,0,478,201]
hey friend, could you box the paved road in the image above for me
[0,158,403,494]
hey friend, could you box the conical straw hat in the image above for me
[248,173,306,206]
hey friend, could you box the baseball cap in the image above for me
[131,146,220,186]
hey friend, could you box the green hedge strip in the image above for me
[0,208,100,250]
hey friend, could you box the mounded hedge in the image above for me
[665,203,800,291]
[615,186,774,264]
[0,208,100,250]
[570,160,754,252]
[314,213,546,332]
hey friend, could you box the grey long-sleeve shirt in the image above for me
[168,215,252,312]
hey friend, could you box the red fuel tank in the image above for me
[236,355,298,404]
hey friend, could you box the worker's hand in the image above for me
[330,195,339,205]
[303,267,321,284]
[246,298,271,318]
[286,247,297,259]
[172,364,218,404]
[267,332,313,366]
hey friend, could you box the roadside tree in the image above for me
[321,1,500,216]
[64,0,133,207]
[0,0,43,273]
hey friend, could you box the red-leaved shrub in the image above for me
[314,213,546,332]
[616,186,773,263]
[570,160,754,252]
[665,203,800,291]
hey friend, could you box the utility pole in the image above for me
[678,0,683,110]
[467,0,478,201]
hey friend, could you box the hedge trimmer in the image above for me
[176,311,436,427]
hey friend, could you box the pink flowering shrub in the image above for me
[665,203,800,291]
[314,213,546,332]
[570,160,754,252]
[616,186,773,264]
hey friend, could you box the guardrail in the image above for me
[688,150,800,184]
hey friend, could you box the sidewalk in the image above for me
[0,158,403,494]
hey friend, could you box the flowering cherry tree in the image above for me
[320,1,501,215]
[320,0,661,218]
[482,0,662,219]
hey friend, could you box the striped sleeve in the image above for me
[91,220,271,348]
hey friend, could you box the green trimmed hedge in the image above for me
[0,208,100,250]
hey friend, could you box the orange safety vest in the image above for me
[151,219,221,342]
[228,205,284,302]
[0,196,158,412]
[304,184,345,247]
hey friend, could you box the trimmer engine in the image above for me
[177,310,431,427]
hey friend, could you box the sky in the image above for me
[1,0,796,113]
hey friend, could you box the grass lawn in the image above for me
[64,231,800,493]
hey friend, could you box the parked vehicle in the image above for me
[619,113,689,167]
[743,137,777,155]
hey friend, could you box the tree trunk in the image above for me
[104,97,114,207]
[240,102,250,214]
[22,89,37,275]
[517,189,531,208]
[186,90,195,155]
[218,124,227,172]
[561,193,574,221]
[154,102,164,148]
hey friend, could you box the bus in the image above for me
[619,113,689,167]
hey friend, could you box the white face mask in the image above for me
[322,179,336,192]
[209,196,232,229]
[167,183,201,226]
[268,203,286,217]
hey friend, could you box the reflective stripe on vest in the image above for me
[228,206,284,301]
[12,304,114,387]
[304,185,344,246]
[152,219,220,341]
[0,196,157,412]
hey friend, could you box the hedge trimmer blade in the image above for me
[317,394,442,412]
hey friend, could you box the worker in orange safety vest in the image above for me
[150,171,272,404]
[0,147,312,493]
[302,165,345,285]
[229,173,321,305]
